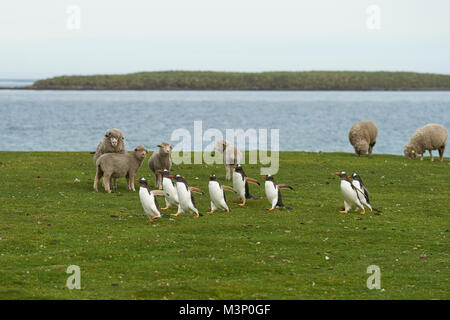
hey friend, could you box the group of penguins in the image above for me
[136,165,378,222]
[135,164,294,222]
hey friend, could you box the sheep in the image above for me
[93,128,127,189]
[404,124,447,162]
[93,145,148,193]
[213,140,243,180]
[93,128,126,164]
[148,142,173,189]
[348,120,378,156]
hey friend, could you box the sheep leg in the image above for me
[155,173,159,189]
[429,150,434,161]
[104,174,112,193]
[439,146,445,162]
[130,175,136,192]
[420,154,424,161]
[158,174,163,189]
[93,170,102,192]
[225,164,231,180]
[93,167,104,192]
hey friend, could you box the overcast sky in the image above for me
[1,0,449,79]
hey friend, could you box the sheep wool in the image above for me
[348,120,378,156]
[404,123,447,161]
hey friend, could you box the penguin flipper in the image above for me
[278,184,293,190]
[151,190,167,196]
[245,177,260,186]
[222,185,236,193]
[190,187,204,195]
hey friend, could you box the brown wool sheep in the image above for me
[93,129,126,165]
[148,142,173,189]
[348,120,378,156]
[94,145,148,193]
[404,123,448,161]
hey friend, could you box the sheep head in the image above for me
[214,140,228,153]
[354,140,369,156]
[157,142,172,155]
[105,129,124,148]
[134,145,148,160]
[404,144,417,159]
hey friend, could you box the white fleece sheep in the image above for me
[404,123,447,161]
[213,140,243,180]
[348,120,378,156]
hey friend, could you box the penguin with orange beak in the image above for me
[136,177,168,222]
[157,169,182,214]
[171,174,204,218]
[262,174,293,211]
[232,164,260,206]
[349,173,374,213]
[333,171,365,214]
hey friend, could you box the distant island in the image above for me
[30,71,450,90]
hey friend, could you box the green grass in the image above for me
[0,151,448,300]
[31,71,450,90]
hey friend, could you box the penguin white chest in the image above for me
[139,187,159,217]
[176,182,192,210]
[163,177,178,204]
[340,181,358,203]
[209,181,223,202]
[233,171,245,196]
[265,181,278,203]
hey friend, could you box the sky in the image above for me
[1,0,450,79]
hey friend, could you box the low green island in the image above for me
[0,151,448,299]
[31,71,450,90]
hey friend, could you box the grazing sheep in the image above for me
[93,128,126,164]
[404,124,447,162]
[94,145,148,193]
[148,142,173,189]
[213,140,243,180]
[348,120,378,156]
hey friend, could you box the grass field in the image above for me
[0,151,448,299]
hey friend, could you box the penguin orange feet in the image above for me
[161,206,169,211]
[360,210,366,215]
[339,210,348,214]
[267,208,273,211]
[354,209,359,212]
[209,210,215,215]
[194,213,200,218]
[170,212,181,217]
[239,203,246,207]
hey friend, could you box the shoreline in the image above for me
[2,87,450,91]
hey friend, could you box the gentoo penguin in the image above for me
[349,173,373,212]
[262,174,293,211]
[171,174,204,218]
[157,169,182,214]
[136,177,168,222]
[208,174,235,214]
[333,171,365,214]
[232,164,260,206]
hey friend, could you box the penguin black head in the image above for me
[262,174,274,181]
[173,174,184,182]
[333,171,348,180]
[233,164,243,173]
[135,177,149,186]
[209,174,217,181]
[157,169,170,177]
[350,173,361,181]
